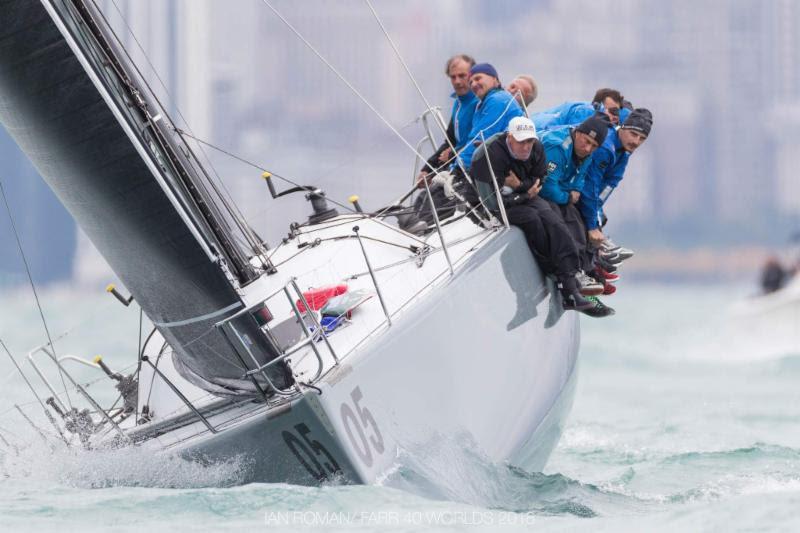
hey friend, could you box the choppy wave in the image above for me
[0,437,248,489]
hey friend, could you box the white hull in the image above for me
[130,227,579,484]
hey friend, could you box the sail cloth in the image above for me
[0,0,290,396]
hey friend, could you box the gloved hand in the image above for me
[430,170,456,198]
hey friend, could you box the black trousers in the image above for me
[412,186,458,224]
[505,195,580,280]
[546,201,592,272]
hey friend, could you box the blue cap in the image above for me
[470,63,499,80]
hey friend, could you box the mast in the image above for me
[0,0,290,397]
[71,0,258,285]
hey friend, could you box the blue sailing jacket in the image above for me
[533,101,596,133]
[533,101,631,133]
[451,91,479,150]
[578,127,630,229]
[456,87,524,170]
[538,127,593,205]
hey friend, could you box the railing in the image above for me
[25,343,130,443]
[214,278,341,398]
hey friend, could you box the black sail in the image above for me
[0,0,289,396]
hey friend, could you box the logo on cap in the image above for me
[589,130,597,139]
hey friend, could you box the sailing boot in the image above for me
[576,271,604,296]
[593,265,620,283]
[560,275,595,312]
[601,239,634,261]
[596,256,618,273]
[602,281,617,295]
[580,296,616,318]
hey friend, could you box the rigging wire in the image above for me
[173,129,432,247]
[0,178,72,408]
[97,0,263,254]
[258,0,493,224]
[0,339,51,419]
[238,113,423,224]
[257,0,461,190]
[362,0,461,172]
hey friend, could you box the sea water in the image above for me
[0,282,798,532]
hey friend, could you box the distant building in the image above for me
[0,128,76,285]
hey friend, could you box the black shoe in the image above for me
[579,296,615,318]
[563,292,595,311]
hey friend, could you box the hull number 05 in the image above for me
[340,386,384,467]
[282,422,341,481]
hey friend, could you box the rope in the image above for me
[0,177,72,408]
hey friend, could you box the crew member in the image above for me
[469,116,612,317]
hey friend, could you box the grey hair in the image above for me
[445,54,476,75]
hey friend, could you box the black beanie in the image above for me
[576,115,609,145]
[622,108,653,136]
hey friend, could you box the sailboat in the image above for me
[0,0,580,485]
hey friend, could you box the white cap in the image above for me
[507,116,537,141]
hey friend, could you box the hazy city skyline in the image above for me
[2,0,799,286]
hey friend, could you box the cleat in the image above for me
[576,271,604,296]
[579,296,615,318]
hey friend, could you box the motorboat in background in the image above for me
[0,0,579,484]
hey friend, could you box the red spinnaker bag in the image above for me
[296,284,348,313]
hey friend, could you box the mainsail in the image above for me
[0,0,289,396]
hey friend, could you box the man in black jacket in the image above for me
[469,116,613,317]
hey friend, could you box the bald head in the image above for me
[508,75,538,107]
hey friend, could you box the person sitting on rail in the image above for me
[402,62,524,234]
[399,54,479,234]
[578,108,653,292]
[455,62,525,172]
[507,74,538,112]
[532,88,625,133]
[468,116,612,317]
[537,115,615,316]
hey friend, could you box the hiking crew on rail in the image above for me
[403,56,653,318]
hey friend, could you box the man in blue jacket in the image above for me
[455,63,524,171]
[416,54,479,181]
[539,115,613,312]
[579,108,652,247]
[402,54,479,234]
[578,109,652,283]
[533,88,624,133]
